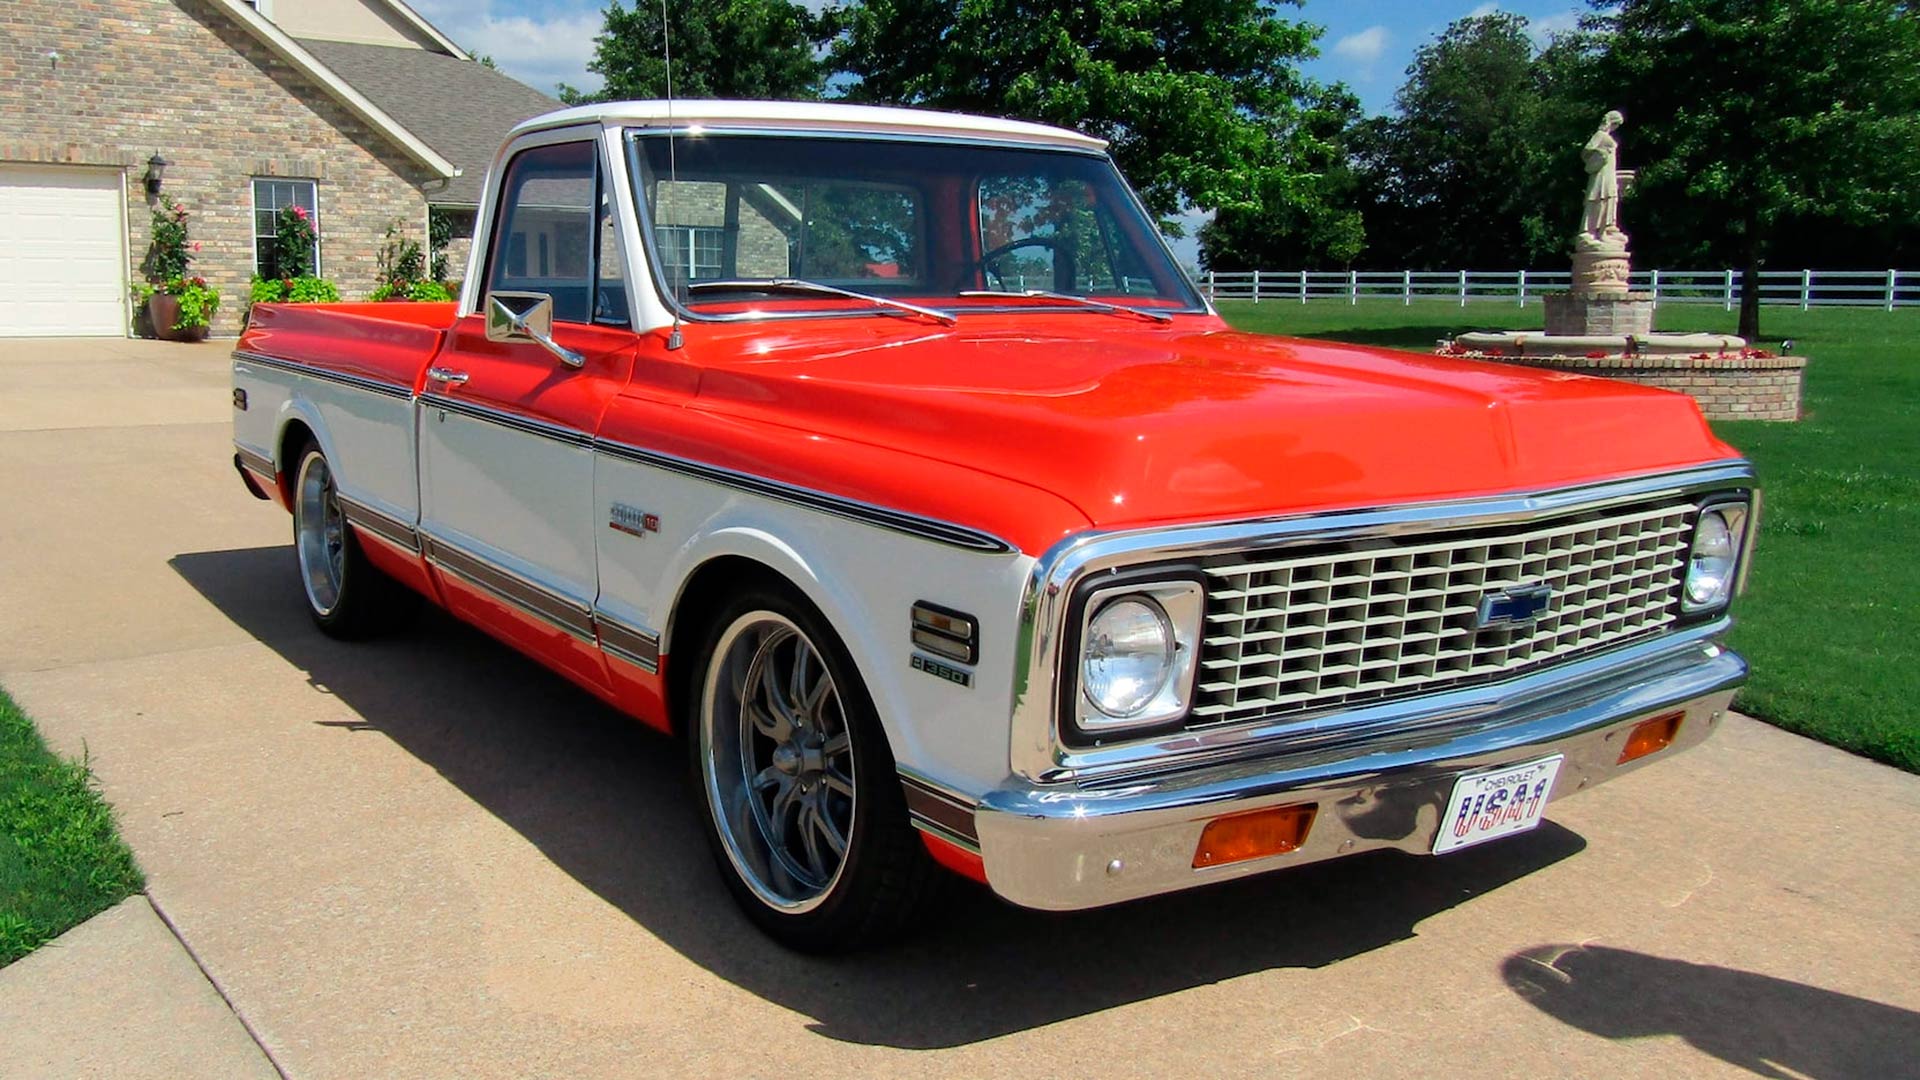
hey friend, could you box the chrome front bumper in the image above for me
[972,633,1745,911]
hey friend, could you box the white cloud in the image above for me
[1442,5,1582,50]
[1331,25,1391,65]
[1527,9,1583,46]
[409,1,605,97]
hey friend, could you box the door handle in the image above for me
[427,366,469,386]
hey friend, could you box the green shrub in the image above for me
[369,279,455,302]
[371,219,455,303]
[250,274,341,305]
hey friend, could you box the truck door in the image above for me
[416,133,636,691]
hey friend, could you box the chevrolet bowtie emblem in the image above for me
[1476,584,1554,630]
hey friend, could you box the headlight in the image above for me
[1682,504,1749,613]
[1083,597,1174,717]
[1073,579,1205,734]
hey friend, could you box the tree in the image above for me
[558,0,824,104]
[1197,84,1368,270]
[823,0,1345,236]
[1590,0,1920,337]
[1348,13,1593,270]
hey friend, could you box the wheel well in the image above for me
[665,555,798,738]
[276,419,316,504]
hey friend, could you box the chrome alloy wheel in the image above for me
[294,451,347,617]
[701,612,857,913]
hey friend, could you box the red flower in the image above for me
[1584,351,1608,359]
[289,205,310,221]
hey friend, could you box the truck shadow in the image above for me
[1503,943,1920,1078]
[172,544,1589,1050]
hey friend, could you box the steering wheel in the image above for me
[974,235,1058,290]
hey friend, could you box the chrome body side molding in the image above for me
[419,392,596,449]
[336,495,421,554]
[423,535,598,642]
[593,438,1015,554]
[232,349,412,399]
[595,612,662,673]
[234,444,276,478]
[899,771,981,851]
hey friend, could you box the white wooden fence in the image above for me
[1201,269,1920,310]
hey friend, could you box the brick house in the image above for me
[0,0,558,337]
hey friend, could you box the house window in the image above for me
[252,179,318,278]
[655,226,725,283]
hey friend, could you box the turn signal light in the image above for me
[1192,804,1317,868]
[1618,711,1684,764]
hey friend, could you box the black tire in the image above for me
[685,585,938,952]
[289,440,419,639]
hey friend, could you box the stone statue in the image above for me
[1580,110,1627,242]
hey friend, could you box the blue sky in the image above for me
[1301,0,1586,114]
[414,1,1588,113]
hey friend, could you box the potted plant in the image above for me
[137,276,221,342]
[135,199,221,341]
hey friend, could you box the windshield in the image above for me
[625,131,1203,317]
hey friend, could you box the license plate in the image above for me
[1433,755,1564,854]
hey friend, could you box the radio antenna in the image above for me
[661,0,684,349]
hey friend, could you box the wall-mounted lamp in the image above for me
[144,153,171,197]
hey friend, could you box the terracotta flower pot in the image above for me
[147,293,209,342]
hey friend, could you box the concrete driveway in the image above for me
[2,337,1916,1079]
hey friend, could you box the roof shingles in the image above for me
[297,39,558,206]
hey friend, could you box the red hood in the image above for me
[680,315,1736,545]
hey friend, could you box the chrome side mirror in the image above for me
[486,292,584,369]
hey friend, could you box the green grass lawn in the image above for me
[0,686,142,966]
[1218,299,1920,774]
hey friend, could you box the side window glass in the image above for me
[487,141,595,324]
[595,187,629,326]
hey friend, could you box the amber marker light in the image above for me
[1192,804,1318,869]
[1618,711,1684,764]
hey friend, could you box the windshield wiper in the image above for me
[957,289,1174,324]
[685,278,956,326]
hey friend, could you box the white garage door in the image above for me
[0,165,128,337]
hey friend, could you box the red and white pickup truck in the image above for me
[232,101,1755,951]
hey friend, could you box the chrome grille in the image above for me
[1191,500,1698,728]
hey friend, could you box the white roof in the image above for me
[512,100,1109,151]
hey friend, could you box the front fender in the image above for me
[621,496,1035,796]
